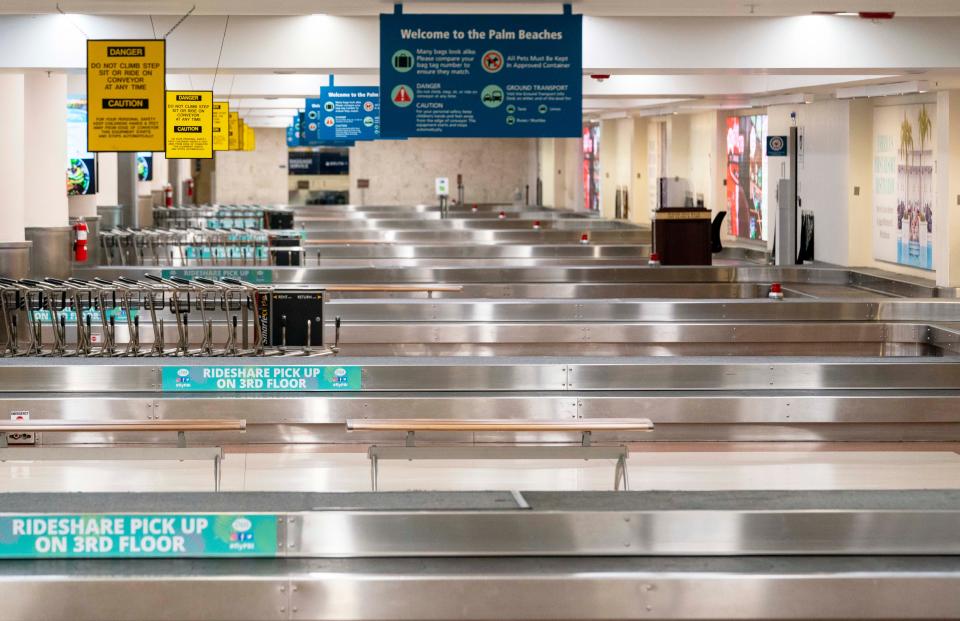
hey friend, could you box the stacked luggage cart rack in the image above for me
[0,275,341,358]
[95,204,301,268]
[151,204,293,230]
[99,227,286,267]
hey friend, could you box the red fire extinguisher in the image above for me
[164,183,174,207]
[73,221,88,263]
[186,178,195,200]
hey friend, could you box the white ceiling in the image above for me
[9,3,960,121]
[8,0,960,16]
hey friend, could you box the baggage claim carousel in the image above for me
[4,203,960,619]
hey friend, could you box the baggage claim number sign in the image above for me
[87,40,166,152]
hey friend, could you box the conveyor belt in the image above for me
[1,556,957,620]
[75,265,947,297]
[2,491,960,619]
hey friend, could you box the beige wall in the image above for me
[554,137,582,210]
[538,138,557,208]
[348,138,538,205]
[847,99,874,267]
[688,111,719,212]
[764,97,936,276]
[213,127,288,205]
[598,117,635,219]
[630,117,650,225]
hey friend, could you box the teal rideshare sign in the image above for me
[160,268,274,284]
[0,514,278,559]
[379,8,582,138]
[29,308,138,324]
[162,365,362,392]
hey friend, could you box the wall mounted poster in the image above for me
[874,103,936,270]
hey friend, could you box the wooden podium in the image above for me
[651,208,713,266]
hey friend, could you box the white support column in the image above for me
[96,152,119,207]
[23,71,68,228]
[0,73,26,243]
[935,90,960,287]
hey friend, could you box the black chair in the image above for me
[711,211,727,253]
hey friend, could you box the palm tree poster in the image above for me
[873,103,936,270]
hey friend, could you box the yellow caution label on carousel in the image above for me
[212,102,229,151]
[165,91,213,159]
[243,123,255,151]
[87,40,165,152]
[228,111,240,150]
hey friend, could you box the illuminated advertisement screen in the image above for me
[582,124,600,211]
[725,115,767,240]
[66,100,97,196]
[137,153,154,182]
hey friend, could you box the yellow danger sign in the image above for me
[165,91,213,159]
[212,102,229,151]
[87,39,165,152]
[243,123,256,151]
[228,111,240,150]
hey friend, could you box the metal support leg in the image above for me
[370,451,379,491]
[177,431,186,448]
[614,453,630,491]
[214,454,221,492]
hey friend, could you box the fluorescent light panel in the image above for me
[836,81,931,99]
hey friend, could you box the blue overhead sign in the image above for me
[286,121,300,147]
[318,86,380,141]
[304,102,323,142]
[299,99,359,146]
[379,8,582,138]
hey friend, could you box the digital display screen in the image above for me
[725,115,767,240]
[137,153,153,182]
[288,149,349,176]
[66,100,97,196]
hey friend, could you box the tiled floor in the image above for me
[0,447,959,493]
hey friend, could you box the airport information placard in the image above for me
[380,11,581,138]
[87,39,166,152]
[161,365,362,392]
[165,90,213,159]
[213,101,230,151]
[317,86,380,141]
[228,111,240,150]
[0,514,278,559]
